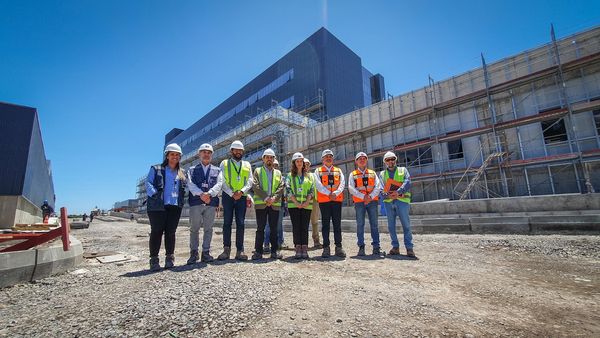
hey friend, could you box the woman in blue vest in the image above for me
[145,143,187,271]
[286,152,315,259]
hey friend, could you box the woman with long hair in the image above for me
[145,143,187,271]
[286,152,315,259]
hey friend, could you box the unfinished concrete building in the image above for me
[286,26,600,205]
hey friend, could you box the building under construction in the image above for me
[137,25,600,210]
[287,25,600,204]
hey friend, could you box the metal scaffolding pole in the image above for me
[551,24,595,193]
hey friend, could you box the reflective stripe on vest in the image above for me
[224,159,251,195]
[316,166,344,203]
[351,169,379,203]
[383,167,411,204]
[253,167,282,207]
[288,174,314,210]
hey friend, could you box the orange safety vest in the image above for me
[316,166,344,203]
[351,169,379,203]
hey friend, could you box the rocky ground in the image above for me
[1,217,598,337]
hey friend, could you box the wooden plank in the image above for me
[97,254,129,264]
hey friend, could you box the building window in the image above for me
[446,131,464,160]
[373,156,383,172]
[401,146,432,166]
[448,140,464,160]
[594,109,600,135]
[541,118,568,144]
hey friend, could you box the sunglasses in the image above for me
[385,158,396,162]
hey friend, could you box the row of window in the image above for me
[181,69,295,148]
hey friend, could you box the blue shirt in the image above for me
[146,166,183,206]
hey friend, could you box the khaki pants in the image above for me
[310,199,320,243]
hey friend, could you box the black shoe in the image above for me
[149,257,160,271]
[252,252,263,260]
[357,245,365,256]
[322,246,331,258]
[201,251,214,262]
[372,246,382,256]
[186,250,199,265]
[270,250,283,260]
[164,254,175,269]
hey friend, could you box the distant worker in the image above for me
[82,213,88,222]
[89,211,94,222]
[251,149,284,260]
[287,152,315,259]
[216,140,253,261]
[186,143,222,265]
[303,158,322,249]
[41,200,54,220]
[380,151,415,258]
[145,143,187,271]
[130,214,135,222]
[314,149,346,258]
[348,152,382,256]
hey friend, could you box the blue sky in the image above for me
[0,0,598,214]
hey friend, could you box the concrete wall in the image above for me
[409,193,600,215]
[0,195,42,229]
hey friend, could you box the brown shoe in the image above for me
[388,247,401,255]
[406,248,416,258]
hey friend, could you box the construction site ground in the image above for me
[1,218,598,337]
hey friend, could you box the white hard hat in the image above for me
[383,151,397,161]
[292,152,304,162]
[303,158,311,164]
[355,152,368,161]
[262,148,276,158]
[198,143,213,153]
[164,143,182,155]
[230,140,244,150]
[321,149,334,158]
[273,158,279,165]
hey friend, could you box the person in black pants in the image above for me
[145,143,187,271]
[287,152,315,259]
[314,149,346,258]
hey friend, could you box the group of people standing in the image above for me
[145,140,415,271]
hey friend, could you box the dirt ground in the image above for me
[1,218,598,337]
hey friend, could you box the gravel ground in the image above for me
[1,218,598,337]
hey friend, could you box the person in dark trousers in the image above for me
[314,149,346,258]
[145,143,187,271]
[89,212,94,222]
[264,158,287,252]
[287,152,315,259]
[251,149,284,260]
[41,200,53,219]
[82,213,87,222]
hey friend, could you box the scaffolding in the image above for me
[287,25,600,204]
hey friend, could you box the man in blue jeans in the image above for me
[216,140,253,261]
[379,151,416,258]
[348,152,382,256]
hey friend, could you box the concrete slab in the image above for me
[470,217,530,234]
[530,215,600,233]
[1,235,83,288]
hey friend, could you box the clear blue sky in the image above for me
[1,0,598,214]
